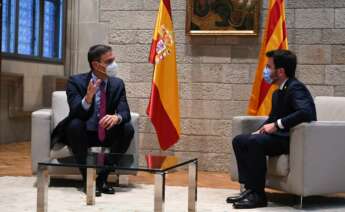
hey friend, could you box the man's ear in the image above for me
[91,61,98,70]
[278,68,286,77]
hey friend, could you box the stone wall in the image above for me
[0,73,30,144]
[1,60,64,111]
[0,0,101,144]
[3,0,344,169]
[92,0,345,171]
[65,0,108,75]
[0,60,64,144]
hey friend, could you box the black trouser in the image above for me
[65,118,134,183]
[232,133,289,193]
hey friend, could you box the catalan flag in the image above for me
[248,0,288,115]
[147,0,180,150]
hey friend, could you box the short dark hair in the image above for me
[87,44,112,70]
[266,49,297,78]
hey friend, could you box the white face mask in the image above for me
[106,62,118,77]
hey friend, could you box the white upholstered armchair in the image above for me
[31,91,139,176]
[229,96,345,206]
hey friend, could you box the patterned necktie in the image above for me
[98,81,106,142]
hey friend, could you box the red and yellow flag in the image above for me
[147,0,180,150]
[248,0,288,115]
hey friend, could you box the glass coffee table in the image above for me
[36,152,198,212]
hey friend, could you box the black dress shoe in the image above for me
[226,189,252,204]
[233,192,267,209]
[98,182,115,195]
[95,186,102,197]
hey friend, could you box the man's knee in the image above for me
[247,134,265,148]
[232,134,248,147]
[123,122,134,140]
[66,119,85,133]
[108,122,134,140]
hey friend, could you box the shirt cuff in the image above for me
[117,114,123,125]
[277,119,284,129]
[81,97,91,111]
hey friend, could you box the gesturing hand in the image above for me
[99,115,120,130]
[85,79,101,104]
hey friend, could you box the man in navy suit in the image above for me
[54,44,134,196]
[227,49,317,209]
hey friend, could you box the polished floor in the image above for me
[0,142,240,189]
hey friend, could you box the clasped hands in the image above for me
[252,123,277,135]
[85,79,120,130]
[99,115,120,130]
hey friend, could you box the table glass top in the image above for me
[38,152,197,173]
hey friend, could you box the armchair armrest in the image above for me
[232,116,267,137]
[31,109,52,174]
[230,116,267,181]
[289,121,345,196]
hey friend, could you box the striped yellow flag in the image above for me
[248,0,288,115]
[147,0,180,150]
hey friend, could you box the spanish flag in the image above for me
[147,0,180,150]
[248,0,288,115]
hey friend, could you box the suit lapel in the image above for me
[280,78,293,100]
[82,71,93,93]
[283,78,293,92]
[279,78,295,114]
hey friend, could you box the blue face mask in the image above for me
[263,66,273,84]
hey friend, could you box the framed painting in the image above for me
[186,0,262,36]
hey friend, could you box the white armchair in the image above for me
[31,91,139,176]
[230,96,345,204]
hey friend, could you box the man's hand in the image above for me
[99,115,120,130]
[259,123,278,134]
[85,79,101,104]
[94,67,107,80]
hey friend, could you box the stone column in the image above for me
[65,0,108,76]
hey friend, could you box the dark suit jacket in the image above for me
[51,71,131,148]
[261,78,317,137]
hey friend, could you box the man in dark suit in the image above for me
[52,44,134,196]
[227,49,317,209]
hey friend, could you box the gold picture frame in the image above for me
[186,0,262,36]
